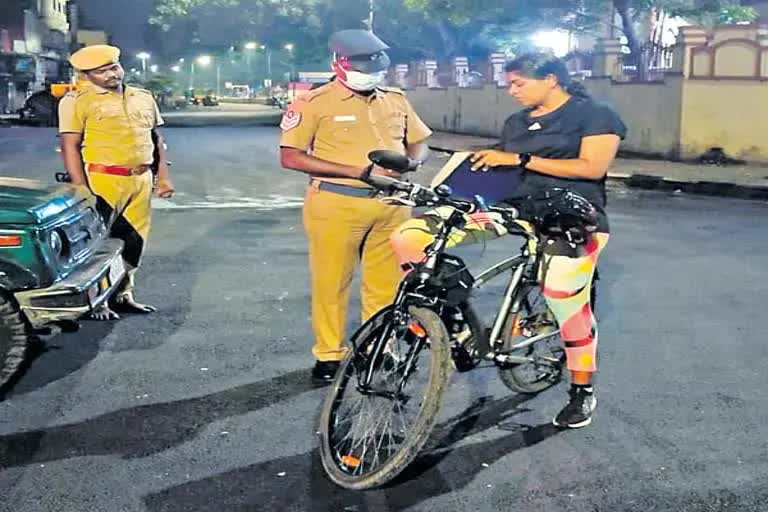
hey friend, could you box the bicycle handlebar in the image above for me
[362,169,520,221]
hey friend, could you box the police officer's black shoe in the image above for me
[312,360,341,385]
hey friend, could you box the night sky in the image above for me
[77,0,153,55]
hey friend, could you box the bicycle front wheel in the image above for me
[319,306,451,490]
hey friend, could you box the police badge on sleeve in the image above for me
[280,109,302,131]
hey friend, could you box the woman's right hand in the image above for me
[470,150,520,171]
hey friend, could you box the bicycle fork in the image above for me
[359,278,429,395]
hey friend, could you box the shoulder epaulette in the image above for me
[129,86,154,96]
[377,86,406,95]
[300,83,337,102]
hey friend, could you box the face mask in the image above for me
[340,70,386,91]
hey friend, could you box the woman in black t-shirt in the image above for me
[391,53,626,429]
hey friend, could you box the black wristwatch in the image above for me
[518,152,532,169]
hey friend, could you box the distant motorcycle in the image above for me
[267,95,288,111]
[191,93,219,107]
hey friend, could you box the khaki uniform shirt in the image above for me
[58,84,164,168]
[279,81,432,187]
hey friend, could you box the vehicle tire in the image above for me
[497,285,565,395]
[319,306,451,490]
[0,293,32,390]
[58,320,80,333]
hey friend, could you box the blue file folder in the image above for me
[430,152,525,205]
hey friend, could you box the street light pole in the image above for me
[266,47,272,84]
[367,0,374,32]
[244,42,257,87]
[216,64,221,97]
[284,43,295,81]
[137,52,151,81]
[195,55,213,94]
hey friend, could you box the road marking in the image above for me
[153,195,304,211]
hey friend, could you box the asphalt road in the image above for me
[0,126,767,512]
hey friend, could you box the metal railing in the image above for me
[617,42,675,81]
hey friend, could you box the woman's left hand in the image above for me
[470,150,520,171]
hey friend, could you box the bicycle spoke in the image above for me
[369,401,394,471]
[346,371,415,473]
[323,307,445,483]
[333,395,366,452]
[361,396,397,473]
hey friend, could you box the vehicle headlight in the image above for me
[49,230,64,257]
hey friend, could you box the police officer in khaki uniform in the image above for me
[280,30,432,384]
[58,45,175,320]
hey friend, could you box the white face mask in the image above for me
[342,70,386,91]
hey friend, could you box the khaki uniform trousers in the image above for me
[303,183,411,362]
[86,169,153,270]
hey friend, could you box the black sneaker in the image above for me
[553,385,597,429]
[312,360,340,385]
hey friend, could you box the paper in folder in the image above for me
[429,152,525,205]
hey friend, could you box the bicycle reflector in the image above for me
[508,313,523,337]
[341,455,361,467]
[408,321,427,338]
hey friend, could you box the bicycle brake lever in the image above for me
[381,197,417,207]
[501,207,520,221]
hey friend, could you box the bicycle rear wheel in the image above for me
[497,285,565,394]
[319,306,451,490]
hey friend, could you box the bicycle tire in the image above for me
[497,284,565,394]
[319,306,451,490]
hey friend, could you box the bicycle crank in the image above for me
[491,353,561,367]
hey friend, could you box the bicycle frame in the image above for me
[358,210,561,391]
[359,208,466,389]
[472,220,563,362]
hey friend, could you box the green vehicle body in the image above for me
[0,178,130,394]
[0,178,126,328]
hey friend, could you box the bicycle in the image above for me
[318,151,599,490]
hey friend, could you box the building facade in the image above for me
[0,0,72,112]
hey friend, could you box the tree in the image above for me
[609,0,756,76]
[149,0,535,62]
[405,0,756,74]
[150,0,757,68]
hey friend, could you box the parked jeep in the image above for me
[0,178,126,389]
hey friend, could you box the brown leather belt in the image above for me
[87,164,151,176]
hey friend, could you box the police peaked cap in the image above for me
[329,30,389,57]
[69,45,121,71]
